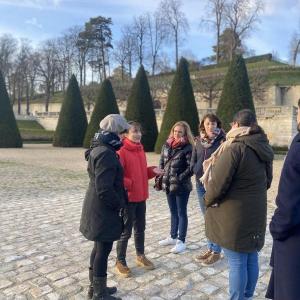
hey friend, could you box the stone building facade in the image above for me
[14,84,299,148]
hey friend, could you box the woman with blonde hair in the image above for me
[158,121,194,253]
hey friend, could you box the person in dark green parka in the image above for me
[204,109,273,300]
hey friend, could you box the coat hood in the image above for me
[84,139,101,161]
[235,128,274,162]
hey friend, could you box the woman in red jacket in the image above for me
[115,121,161,277]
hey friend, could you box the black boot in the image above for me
[88,269,117,298]
[92,276,121,300]
[88,267,94,299]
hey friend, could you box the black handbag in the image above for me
[154,174,163,191]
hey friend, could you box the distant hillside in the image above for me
[19,54,300,105]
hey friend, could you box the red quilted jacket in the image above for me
[117,138,156,202]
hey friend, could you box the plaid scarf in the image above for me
[200,128,221,148]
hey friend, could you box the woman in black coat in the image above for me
[158,121,194,254]
[80,114,130,300]
[266,102,300,300]
[190,113,226,266]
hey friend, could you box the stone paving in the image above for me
[0,144,283,300]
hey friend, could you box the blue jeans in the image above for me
[196,180,221,254]
[223,248,259,300]
[167,191,190,243]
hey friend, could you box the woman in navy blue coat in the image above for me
[266,100,300,300]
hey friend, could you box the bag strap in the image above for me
[163,151,181,172]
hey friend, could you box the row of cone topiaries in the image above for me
[1,55,255,150]
[53,58,201,152]
[0,71,22,148]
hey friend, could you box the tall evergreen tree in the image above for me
[0,70,22,148]
[155,57,199,153]
[83,79,119,148]
[125,65,158,151]
[216,55,255,132]
[53,75,87,147]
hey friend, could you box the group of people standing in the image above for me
[79,101,300,300]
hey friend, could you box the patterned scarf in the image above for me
[200,128,221,148]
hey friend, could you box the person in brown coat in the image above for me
[204,109,273,300]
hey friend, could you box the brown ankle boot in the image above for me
[136,255,155,270]
[115,260,131,277]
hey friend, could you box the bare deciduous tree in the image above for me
[121,25,137,78]
[146,11,168,75]
[290,32,300,67]
[0,34,18,93]
[201,0,227,63]
[249,68,268,103]
[37,39,60,112]
[159,0,189,67]
[193,74,223,108]
[224,0,264,60]
[113,38,129,81]
[55,32,75,92]
[132,14,148,66]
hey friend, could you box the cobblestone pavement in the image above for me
[0,144,283,300]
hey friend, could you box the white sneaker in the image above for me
[158,237,177,246]
[171,240,186,253]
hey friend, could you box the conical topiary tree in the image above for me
[216,55,255,132]
[154,57,199,153]
[125,65,158,151]
[53,75,87,147]
[0,70,22,148]
[83,79,119,148]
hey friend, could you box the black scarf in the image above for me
[95,130,122,150]
[85,130,123,161]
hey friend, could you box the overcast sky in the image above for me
[0,0,299,65]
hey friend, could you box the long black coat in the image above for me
[159,142,193,194]
[266,132,300,300]
[80,140,127,242]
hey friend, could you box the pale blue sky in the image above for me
[0,0,299,64]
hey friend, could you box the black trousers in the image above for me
[116,201,146,264]
[90,241,113,277]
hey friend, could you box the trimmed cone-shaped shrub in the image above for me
[83,79,119,148]
[216,55,255,132]
[125,65,158,151]
[53,75,87,147]
[154,57,199,153]
[0,70,22,148]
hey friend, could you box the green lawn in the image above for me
[17,120,54,142]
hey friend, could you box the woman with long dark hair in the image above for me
[191,113,225,266]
